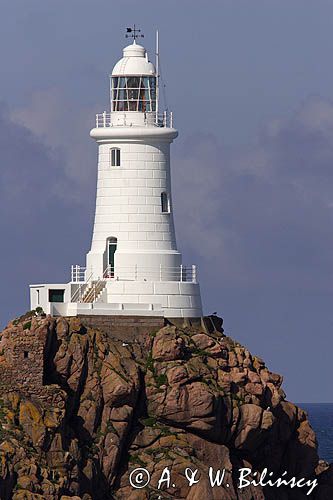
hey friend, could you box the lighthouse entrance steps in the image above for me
[80,280,106,303]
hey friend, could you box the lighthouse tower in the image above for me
[29,32,202,318]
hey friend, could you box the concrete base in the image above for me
[100,279,202,318]
[75,314,223,344]
[30,279,203,318]
[51,302,164,317]
[77,314,165,344]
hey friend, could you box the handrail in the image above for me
[71,265,87,283]
[70,271,93,302]
[70,264,198,303]
[70,265,110,303]
[71,264,198,287]
[95,110,174,128]
[91,265,110,302]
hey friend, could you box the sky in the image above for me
[1,0,333,403]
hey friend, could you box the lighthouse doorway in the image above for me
[107,237,117,278]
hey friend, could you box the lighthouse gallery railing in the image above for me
[71,264,197,284]
[70,264,198,304]
[95,110,173,128]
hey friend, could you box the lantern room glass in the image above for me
[111,76,156,112]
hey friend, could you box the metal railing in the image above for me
[71,265,86,283]
[70,282,88,303]
[71,264,197,284]
[95,112,110,127]
[70,268,93,303]
[95,110,174,128]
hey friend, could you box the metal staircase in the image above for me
[80,280,106,303]
[70,268,108,304]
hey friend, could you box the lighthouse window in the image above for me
[49,289,64,303]
[161,192,170,213]
[112,76,157,113]
[110,148,121,167]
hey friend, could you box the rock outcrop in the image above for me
[0,311,331,499]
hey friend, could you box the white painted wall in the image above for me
[86,126,181,280]
[29,283,71,315]
[103,279,202,318]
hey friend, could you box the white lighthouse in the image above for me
[30,31,203,319]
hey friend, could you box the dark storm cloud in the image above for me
[0,103,66,207]
[0,104,91,325]
[173,96,333,294]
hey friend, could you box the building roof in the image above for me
[111,41,156,77]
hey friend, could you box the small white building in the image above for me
[30,34,203,319]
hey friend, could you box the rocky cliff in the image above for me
[0,311,332,500]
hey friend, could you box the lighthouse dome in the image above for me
[112,41,156,76]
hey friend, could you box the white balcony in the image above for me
[95,110,174,129]
[71,264,197,284]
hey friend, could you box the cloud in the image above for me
[10,88,97,202]
[0,103,91,326]
[173,96,333,294]
[0,102,66,208]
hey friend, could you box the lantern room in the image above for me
[110,42,157,114]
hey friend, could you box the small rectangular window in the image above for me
[161,192,170,213]
[111,148,121,167]
[49,289,65,303]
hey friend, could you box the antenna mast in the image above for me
[156,30,159,124]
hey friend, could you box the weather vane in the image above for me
[125,25,144,40]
